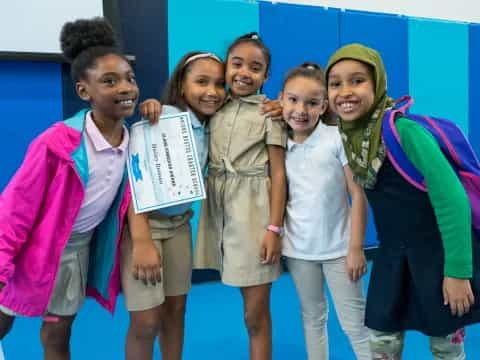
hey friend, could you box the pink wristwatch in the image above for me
[267,224,284,236]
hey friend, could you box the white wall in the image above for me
[266,0,480,23]
[0,0,103,54]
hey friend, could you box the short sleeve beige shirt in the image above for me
[208,94,286,169]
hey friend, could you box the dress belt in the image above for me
[208,158,268,177]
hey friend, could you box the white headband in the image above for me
[183,52,222,68]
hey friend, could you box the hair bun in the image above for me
[60,17,117,62]
[301,62,320,71]
[240,32,261,41]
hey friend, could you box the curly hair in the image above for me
[60,17,125,81]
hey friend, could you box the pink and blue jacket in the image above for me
[0,109,131,316]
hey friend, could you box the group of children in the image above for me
[0,16,479,360]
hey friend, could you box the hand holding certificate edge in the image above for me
[139,99,162,124]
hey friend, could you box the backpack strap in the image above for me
[382,98,427,191]
[392,95,414,114]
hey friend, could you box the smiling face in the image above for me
[182,58,226,120]
[327,59,375,123]
[225,42,268,97]
[76,53,139,123]
[280,76,327,140]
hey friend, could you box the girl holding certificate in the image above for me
[123,51,226,360]
[126,49,283,360]
[0,18,136,359]
[194,32,287,360]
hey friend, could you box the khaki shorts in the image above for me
[121,211,193,312]
[0,231,93,317]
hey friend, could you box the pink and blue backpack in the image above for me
[382,95,480,238]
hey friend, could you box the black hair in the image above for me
[60,17,126,82]
[225,32,271,75]
[162,51,224,111]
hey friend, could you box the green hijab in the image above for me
[325,43,394,189]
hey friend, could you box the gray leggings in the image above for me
[286,256,371,359]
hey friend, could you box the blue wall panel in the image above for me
[168,0,259,72]
[409,18,469,134]
[0,61,63,191]
[339,10,409,99]
[119,0,169,102]
[469,24,480,156]
[259,2,339,99]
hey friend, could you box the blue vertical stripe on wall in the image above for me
[168,0,259,72]
[259,2,339,99]
[408,18,469,134]
[469,24,480,156]
[119,0,169,102]
[0,61,63,191]
[339,10,409,99]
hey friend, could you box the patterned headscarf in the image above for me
[325,43,395,189]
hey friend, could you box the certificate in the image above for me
[127,112,206,214]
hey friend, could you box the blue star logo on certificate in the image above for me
[131,153,143,182]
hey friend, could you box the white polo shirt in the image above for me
[282,122,351,260]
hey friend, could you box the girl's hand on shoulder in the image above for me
[132,240,162,286]
[260,98,283,122]
[443,277,475,317]
[260,230,281,265]
[139,99,162,124]
[345,247,367,282]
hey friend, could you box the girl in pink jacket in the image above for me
[0,17,137,359]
